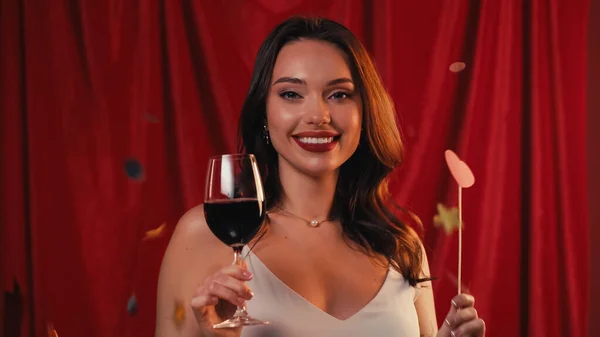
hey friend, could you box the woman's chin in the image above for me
[278,152,346,178]
[297,161,341,178]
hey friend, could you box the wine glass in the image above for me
[204,153,269,328]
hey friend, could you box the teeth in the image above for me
[298,137,334,144]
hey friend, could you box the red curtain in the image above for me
[0,1,589,337]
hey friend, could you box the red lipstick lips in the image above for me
[292,131,340,153]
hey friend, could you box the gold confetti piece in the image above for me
[143,222,166,241]
[47,322,59,337]
[433,203,461,234]
[174,300,186,325]
[449,62,466,73]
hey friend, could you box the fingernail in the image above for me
[249,290,255,298]
[451,299,458,308]
[450,331,456,337]
[242,271,253,279]
[445,318,451,326]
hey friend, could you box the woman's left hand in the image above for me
[437,294,485,337]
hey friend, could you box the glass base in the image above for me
[213,315,270,329]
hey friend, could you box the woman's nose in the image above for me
[305,98,331,126]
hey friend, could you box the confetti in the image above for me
[174,301,186,325]
[127,293,138,316]
[124,158,144,181]
[47,322,59,337]
[433,203,460,234]
[449,62,466,73]
[143,222,167,241]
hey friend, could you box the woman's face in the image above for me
[265,39,363,177]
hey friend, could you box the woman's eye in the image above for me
[330,91,351,100]
[280,91,302,100]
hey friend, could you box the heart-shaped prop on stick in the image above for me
[444,150,475,295]
[445,150,475,188]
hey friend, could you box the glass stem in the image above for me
[232,248,248,318]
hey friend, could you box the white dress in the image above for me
[240,246,421,337]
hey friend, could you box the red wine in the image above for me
[204,198,265,249]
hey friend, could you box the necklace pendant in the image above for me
[309,219,320,227]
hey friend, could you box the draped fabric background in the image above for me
[587,0,600,334]
[0,1,590,337]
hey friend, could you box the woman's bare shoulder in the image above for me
[160,203,230,273]
[170,204,213,243]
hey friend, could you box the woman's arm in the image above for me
[414,243,438,337]
[155,205,231,337]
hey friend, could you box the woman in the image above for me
[156,17,485,337]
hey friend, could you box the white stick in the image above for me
[458,186,463,295]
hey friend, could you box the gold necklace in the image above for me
[272,207,332,227]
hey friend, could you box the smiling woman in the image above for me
[156,16,485,337]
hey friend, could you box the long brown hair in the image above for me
[238,16,428,286]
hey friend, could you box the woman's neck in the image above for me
[276,161,338,222]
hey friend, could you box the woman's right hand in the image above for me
[190,262,254,336]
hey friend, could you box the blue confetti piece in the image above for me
[124,158,144,181]
[127,294,138,316]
